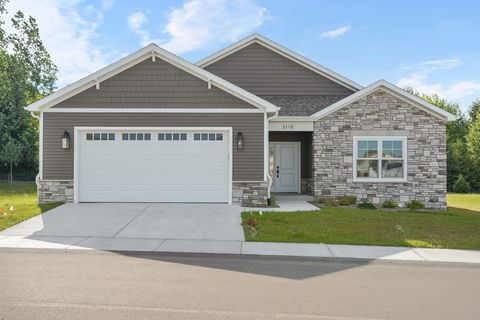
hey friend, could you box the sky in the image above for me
[4,0,480,112]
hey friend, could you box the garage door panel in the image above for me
[77,129,230,203]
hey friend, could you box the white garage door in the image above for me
[76,128,230,203]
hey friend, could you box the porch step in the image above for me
[272,193,315,202]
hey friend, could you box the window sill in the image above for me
[353,178,408,183]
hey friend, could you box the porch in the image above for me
[269,131,313,195]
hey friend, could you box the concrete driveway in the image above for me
[0,203,245,243]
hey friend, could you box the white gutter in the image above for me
[30,112,42,198]
[265,111,279,199]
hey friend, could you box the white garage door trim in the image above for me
[73,126,233,204]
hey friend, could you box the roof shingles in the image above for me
[259,95,349,116]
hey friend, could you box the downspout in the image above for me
[30,112,42,197]
[265,111,279,199]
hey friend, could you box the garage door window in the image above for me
[86,133,115,141]
[158,133,188,141]
[122,133,151,141]
[194,133,223,141]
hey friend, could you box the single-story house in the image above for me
[26,34,456,209]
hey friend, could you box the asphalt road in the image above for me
[0,249,479,320]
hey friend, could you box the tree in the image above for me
[0,139,22,181]
[0,0,57,179]
[469,100,480,122]
[452,174,470,193]
[466,114,480,166]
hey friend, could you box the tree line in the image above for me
[0,0,479,193]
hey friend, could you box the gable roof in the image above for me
[310,80,458,121]
[26,43,280,113]
[196,33,363,92]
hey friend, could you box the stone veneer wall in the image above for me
[38,179,269,206]
[301,178,313,195]
[232,181,269,206]
[313,90,447,209]
[38,180,74,204]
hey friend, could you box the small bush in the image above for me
[338,195,357,206]
[318,196,337,206]
[357,202,376,210]
[452,174,470,193]
[382,199,398,209]
[267,196,277,207]
[407,199,425,210]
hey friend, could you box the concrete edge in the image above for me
[0,236,479,264]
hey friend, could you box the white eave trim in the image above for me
[309,80,458,122]
[43,108,264,113]
[270,116,312,122]
[26,43,279,114]
[196,33,364,92]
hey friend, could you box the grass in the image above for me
[447,193,480,212]
[242,193,480,250]
[0,181,62,232]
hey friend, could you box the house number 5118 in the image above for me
[282,124,294,130]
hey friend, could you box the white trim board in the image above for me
[269,121,313,132]
[196,33,363,92]
[73,126,233,204]
[44,108,265,113]
[26,44,279,113]
[310,80,457,122]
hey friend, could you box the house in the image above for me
[26,34,456,209]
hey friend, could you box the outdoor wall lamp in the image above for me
[236,132,244,151]
[61,130,70,149]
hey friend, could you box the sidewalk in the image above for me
[0,235,479,264]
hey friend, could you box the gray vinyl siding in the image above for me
[43,113,264,181]
[53,58,255,109]
[269,132,312,178]
[204,42,354,96]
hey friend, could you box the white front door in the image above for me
[270,142,300,193]
[76,128,231,203]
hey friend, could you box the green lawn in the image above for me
[242,194,480,249]
[0,181,62,232]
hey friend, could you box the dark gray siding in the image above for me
[204,42,354,96]
[43,113,264,181]
[269,132,312,178]
[53,58,255,109]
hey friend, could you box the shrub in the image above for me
[318,196,337,206]
[338,195,357,206]
[452,174,470,193]
[267,196,277,207]
[407,199,425,210]
[382,199,398,209]
[357,202,376,210]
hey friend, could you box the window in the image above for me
[354,137,406,182]
[86,133,115,141]
[122,133,151,141]
[194,132,224,142]
[158,132,188,141]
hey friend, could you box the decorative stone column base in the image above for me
[38,180,74,204]
[232,181,269,206]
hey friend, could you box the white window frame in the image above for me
[353,136,407,183]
